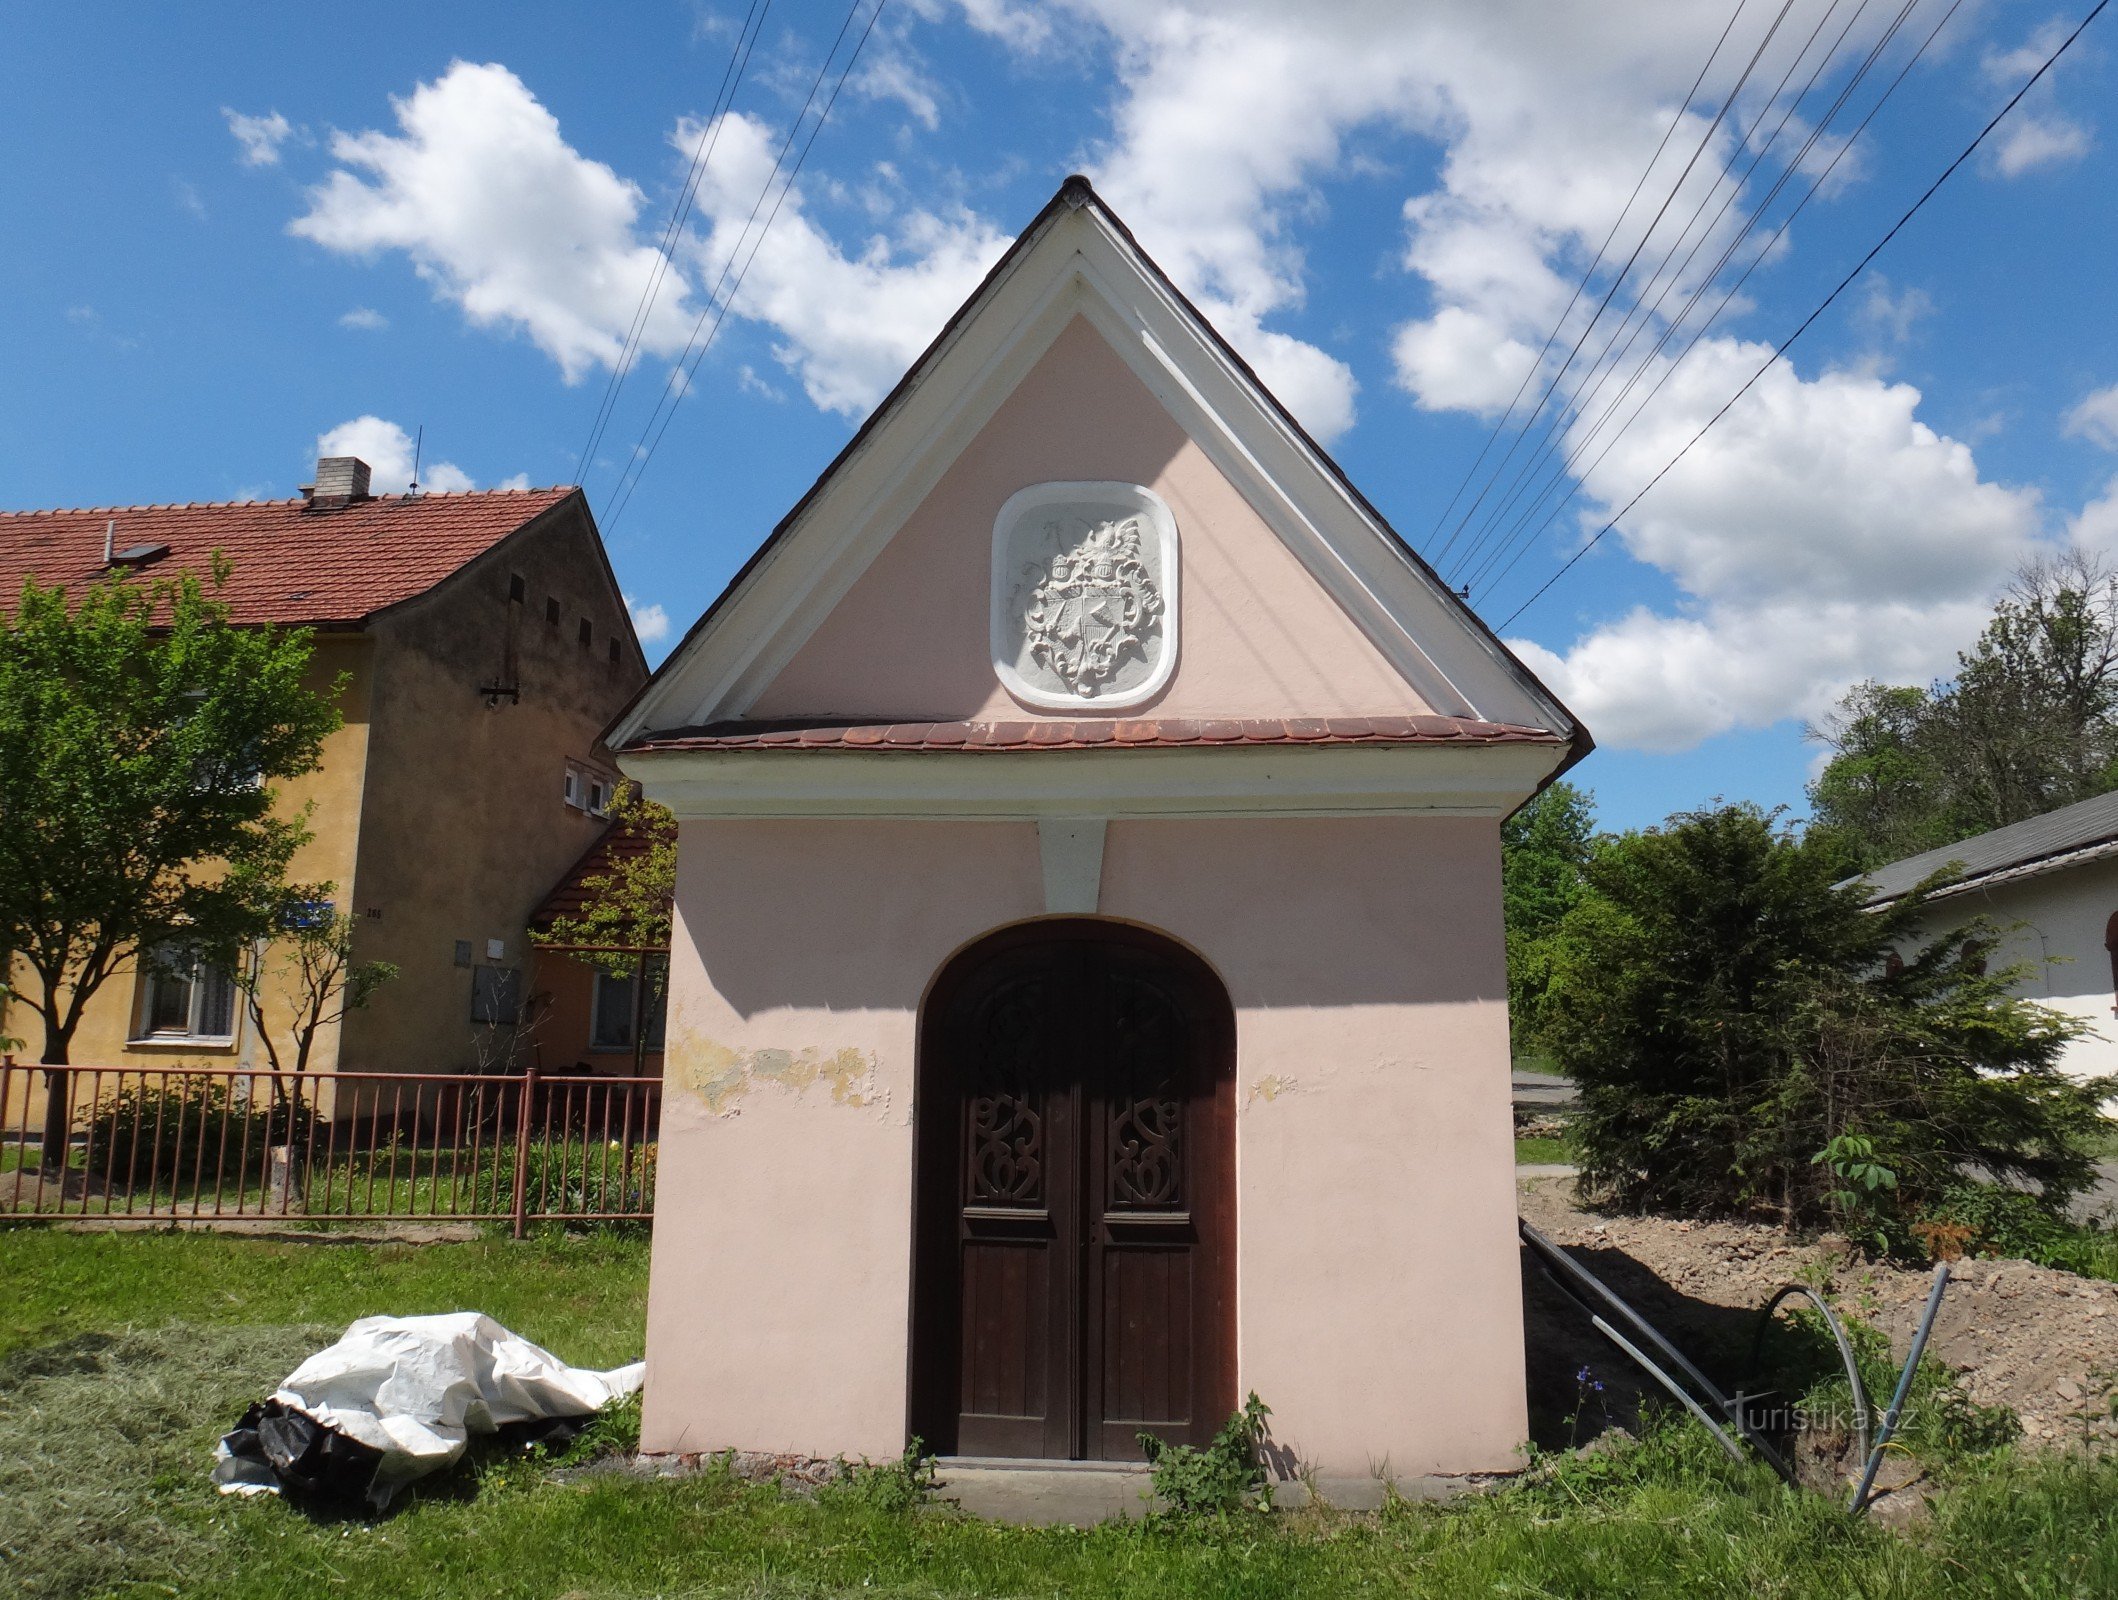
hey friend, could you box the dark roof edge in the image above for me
[1866,831,2118,908]
[1075,181,1588,752]
[597,184,1086,749]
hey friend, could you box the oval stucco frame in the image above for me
[989,480,1180,712]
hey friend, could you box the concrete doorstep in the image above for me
[934,1458,1159,1526]
[932,1458,1498,1525]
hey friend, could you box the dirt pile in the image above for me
[1518,1174,2118,1450]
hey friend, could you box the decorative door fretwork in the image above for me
[965,982,1048,1205]
[1106,975,1184,1209]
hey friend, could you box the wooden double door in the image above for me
[911,921,1235,1460]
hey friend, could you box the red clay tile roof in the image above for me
[625,715,1566,753]
[532,821,666,935]
[0,488,578,626]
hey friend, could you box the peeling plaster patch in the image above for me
[676,1039,882,1117]
[1245,1074,1298,1110]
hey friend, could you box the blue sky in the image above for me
[3,0,2114,832]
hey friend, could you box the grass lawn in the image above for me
[1514,1134,1573,1165]
[7,1228,2118,1598]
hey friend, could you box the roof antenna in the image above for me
[103,519,115,565]
[409,425,423,497]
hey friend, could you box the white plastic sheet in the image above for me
[213,1312,644,1506]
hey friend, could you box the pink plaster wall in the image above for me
[747,314,1431,722]
[640,814,1527,1479]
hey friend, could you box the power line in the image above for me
[1497,0,2109,631]
[1444,0,1885,588]
[1454,0,1930,594]
[1471,0,1964,603]
[574,0,775,486]
[1430,0,1799,568]
[602,0,887,534]
[1421,0,1752,554]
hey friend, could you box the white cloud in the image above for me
[1988,110,2093,177]
[854,37,945,131]
[339,306,389,331]
[315,416,476,494]
[1851,276,1935,350]
[736,363,785,401]
[925,0,1055,53]
[1503,336,2044,750]
[2066,385,2118,451]
[172,178,207,219]
[291,62,700,382]
[626,593,672,643]
[680,111,1012,417]
[224,107,295,167]
[2071,474,2118,555]
[1980,21,2094,178]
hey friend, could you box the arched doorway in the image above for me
[909,919,1236,1460]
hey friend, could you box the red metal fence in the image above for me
[0,1061,659,1231]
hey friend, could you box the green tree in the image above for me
[233,890,397,1078]
[530,784,676,1073]
[0,562,341,1168]
[1544,802,2107,1233]
[1500,780,1596,1052]
[1806,681,1950,864]
[1811,554,2118,864]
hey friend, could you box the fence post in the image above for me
[511,1066,538,1240]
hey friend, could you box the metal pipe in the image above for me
[1522,1219,1793,1477]
[1850,1262,1949,1515]
[1590,1314,1751,1469]
[1750,1284,1871,1468]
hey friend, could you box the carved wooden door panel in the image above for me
[912,923,1233,1460]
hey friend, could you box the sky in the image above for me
[2,0,2114,831]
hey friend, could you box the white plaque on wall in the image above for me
[990,481,1179,710]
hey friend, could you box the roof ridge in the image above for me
[0,485,577,518]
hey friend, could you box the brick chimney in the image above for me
[306,456,373,504]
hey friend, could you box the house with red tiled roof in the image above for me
[0,454,648,1090]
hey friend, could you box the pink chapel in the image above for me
[609,176,1590,1500]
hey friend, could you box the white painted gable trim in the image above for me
[611,189,1579,749]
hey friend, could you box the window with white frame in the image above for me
[589,956,668,1052]
[133,948,239,1043]
[563,760,614,817]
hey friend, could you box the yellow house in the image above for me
[1,456,648,1118]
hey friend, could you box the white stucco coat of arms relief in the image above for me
[990,482,1179,710]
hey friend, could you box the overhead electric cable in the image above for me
[1442,0,1881,586]
[1429,0,1799,568]
[1472,0,1969,602]
[1495,0,2108,630]
[1420,0,1753,553]
[1453,0,1926,592]
[574,0,775,485]
[603,0,887,534]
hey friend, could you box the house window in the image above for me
[546,596,561,625]
[508,573,526,603]
[578,617,593,648]
[564,760,614,816]
[590,956,668,1053]
[133,948,238,1043]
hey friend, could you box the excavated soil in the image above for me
[1518,1174,2118,1454]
